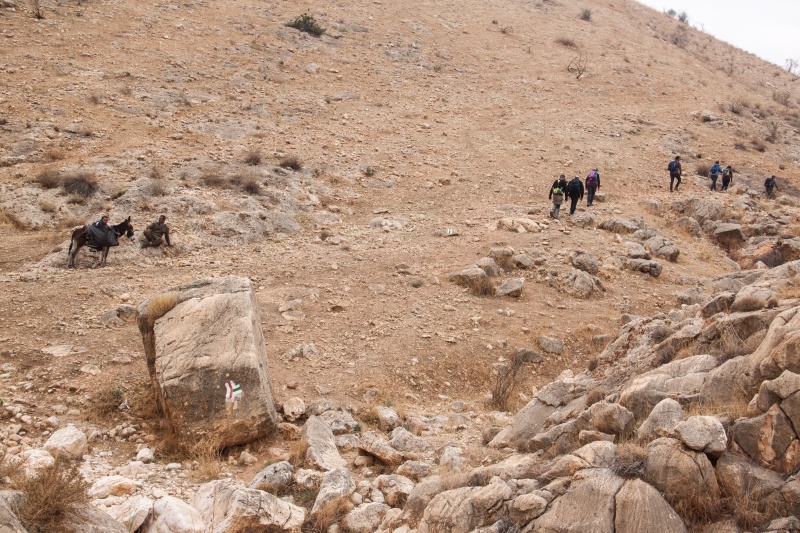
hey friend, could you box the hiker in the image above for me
[566,175,584,215]
[668,156,682,192]
[93,214,110,228]
[585,168,600,206]
[142,215,171,248]
[721,165,733,191]
[550,184,564,219]
[709,161,722,191]
[765,176,778,199]
[549,174,568,200]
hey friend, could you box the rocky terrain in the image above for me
[1,0,800,530]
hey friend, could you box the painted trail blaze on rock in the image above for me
[137,277,277,448]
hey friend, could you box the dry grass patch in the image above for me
[188,436,224,482]
[612,442,647,479]
[42,147,67,161]
[288,439,309,468]
[34,168,61,189]
[39,200,57,213]
[466,276,496,296]
[58,215,85,230]
[85,386,125,423]
[148,179,167,197]
[61,172,98,197]
[200,168,227,188]
[695,163,710,177]
[10,456,89,532]
[305,499,350,533]
[556,37,577,48]
[244,149,262,166]
[489,349,541,410]
[0,209,26,230]
[279,156,303,171]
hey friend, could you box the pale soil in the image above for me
[0,0,797,484]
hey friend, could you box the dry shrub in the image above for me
[129,384,161,423]
[200,169,226,188]
[66,194,86,205]
[40,201,57,213]
[489,349,541,410]
[61,172,98,197]
[0,209,26,230]
[241,177,261,195]
[58,215,85,229]
[244,149,262,166]
[612,442,647,479]
[149,179,167,197]
[305,499,350,533]
[672,485,723,527]
[556,37,577,48]
[188,436,223,482]
[34,168,61,189]
[11,456,89,532]
[584,387,607,406]
[695,163,710,177]
[288,439,309,468]
[751,140,766,152]
[42,147,67,161]
[86,386,125,423]
[279,156,303,171]
[145,292,178,320]
[686,390,752,422]
[466,276,496,296]
[587,356,599,371]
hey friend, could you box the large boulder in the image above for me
[534,469,624,532]
[674,416,727,456]
[301,415,346,471]
[615,479,687,533]
[65,505,128,533]
[644,236,680,262]
[136,278,277,448]
[107,496,154,532]
[249,461,293,492]
[43,425,88,459]
[599,217,640,234]
[626,258,662,278]
[311,468,356,515]
[643,438,719,509]
[636,398,684,441]
[342,502,390,533]
[714,223,745,248]
[417,481,512,533]
[192,479,305,532]
[141,496,206,533]
[732,404,800,473]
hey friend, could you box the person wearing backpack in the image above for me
[765,175,778,198]
[550,184,564,219]
[721,165,733,191]
[566,175,584,215]
[549,174,568,201]
[585,168,600,206]
[667,156,682,192]
[709,161,722,191]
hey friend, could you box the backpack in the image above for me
[552,187,562,196]
[722,168,731,178]
[568,179,582,195]
[668,160,677,172]
[586,171,598,186]
[710,164,721,176]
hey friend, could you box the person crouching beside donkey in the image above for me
[142,215,171,248]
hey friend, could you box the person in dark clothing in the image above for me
[765,176,778,199]
[142,215,171,248]
[93,215,110,228]
[668,156,682,192]
[721,166,733,191]
[549,174,568,200]
[566,175,584,215]
[585,168,600,206]
[709,161,722,191]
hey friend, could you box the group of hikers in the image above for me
[91,214,171,248]
[547,158,782,219]
[547,170,599,219]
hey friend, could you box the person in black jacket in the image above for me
[549,174,568,200]
[585,168,600,206]
[566,175,584,215]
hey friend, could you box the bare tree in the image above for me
[786,58,799,81]
[568,49,589,79]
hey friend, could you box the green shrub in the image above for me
[580,8,592,21]
[286,13,325,36]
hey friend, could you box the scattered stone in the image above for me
[43,425,88,459]
[282,397,306,422]
[301,415,346,471]
[311,467,356,515]
[497,278,524,297]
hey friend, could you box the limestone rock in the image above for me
[497,277,524,297]
[732,404,800,473]
[374,406,401,431]
[395,460,431,481]
[301,415,346,471]
[418,482,512,533]
[615,478,687,533]
[714,223,745,247]
[66,505,128,533]
[674,416,727,456]
[89,476,141,499]
[142,496,206,533]
[320,409,359,435]
[390,427,430,453]
[43,425,88,459]
[701,292,736,318]
[449,265,487,287]
[107,496,154,533]
[599,217,639,234]
[249,460,293,491]
[282,397,306,422]
[311,468,356,515]
[636,398,684,441]
[342,502,390,533]
[572,250,599,275]
[534,469,624,532]
[645,235,680,262]
[192,479,305,532]
[537,335,563,355]
[589,402,634,438]
[643,438,719,509]
[15,448,54,478]
[626,258,662,277]
[136,277,277,448]
[624,241,651,259]
[731,285,777,313]
[563,268,604,298]
[374,474,414,507]
[507,493,548,524]
[476,257,501,277]
[359,433,403,465]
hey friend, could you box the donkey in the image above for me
[67,217,134,268]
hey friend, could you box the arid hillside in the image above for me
[1,0,800,529]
